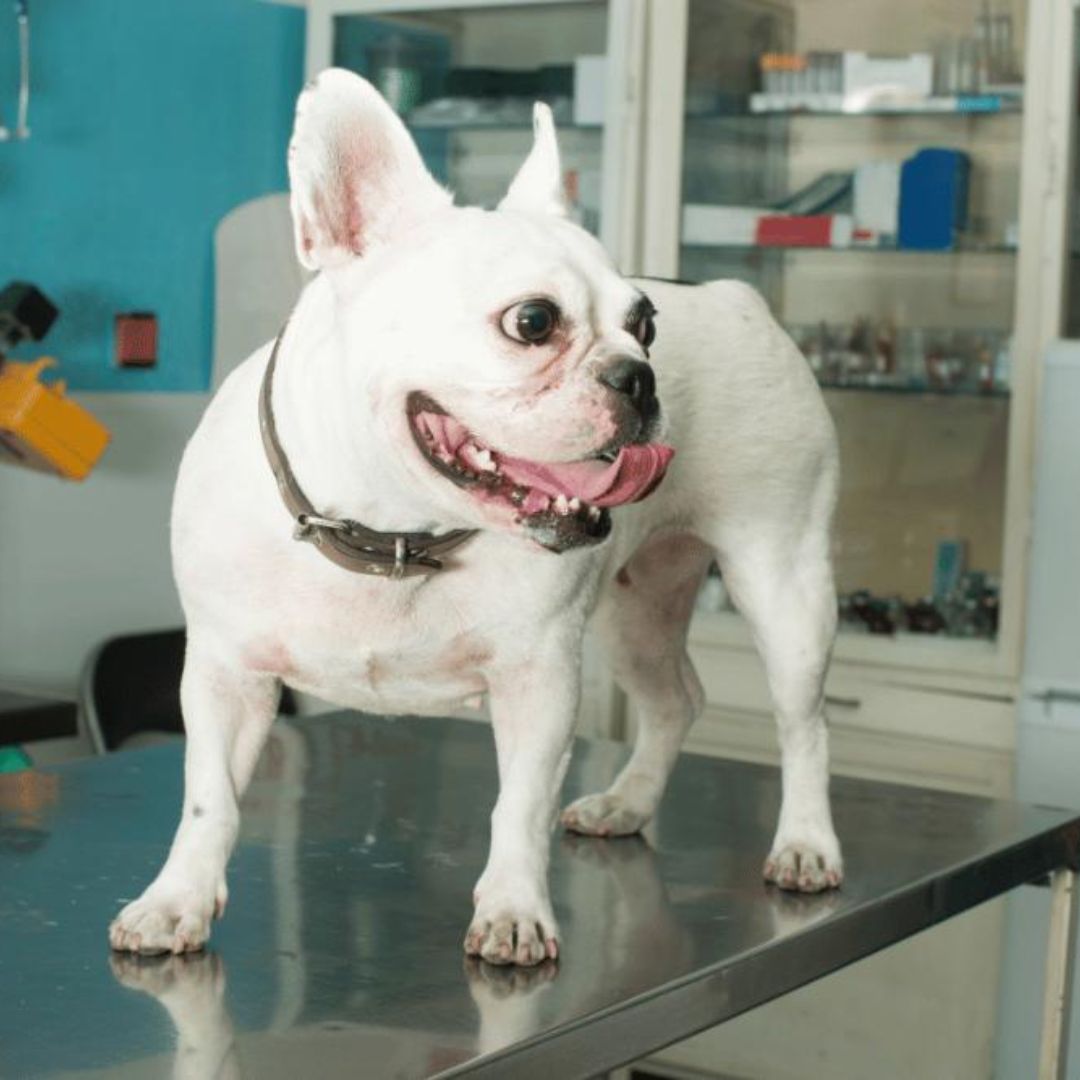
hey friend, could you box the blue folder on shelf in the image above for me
[898,148,970,250]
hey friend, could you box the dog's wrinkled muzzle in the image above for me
[408,391,675,552]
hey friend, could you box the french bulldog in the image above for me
[109,69,842,967]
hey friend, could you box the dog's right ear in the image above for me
[287,69,451,271]
[498,103,567,218]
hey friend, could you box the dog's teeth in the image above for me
[554,494,570,516]
[568,497,581,513]
[588,506,601,522]
[459,443,497,475]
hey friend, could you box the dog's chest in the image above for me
[243,574,499,713]
[278,629,490,714]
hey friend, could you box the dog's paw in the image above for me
[561,792,649,837]
[464,898,559,967]
[763,840,843,893]
[560,829,651,869]
[109,883,222,955]
[109,950,224,1002]
[464,954,559,997]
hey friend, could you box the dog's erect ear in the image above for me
[498,103,568,218]
[288,69,451,271]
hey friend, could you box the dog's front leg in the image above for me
[109,643,279,954]
[466,636,580,967]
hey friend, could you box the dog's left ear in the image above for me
[498,103,568,218]
[288,68,452,271]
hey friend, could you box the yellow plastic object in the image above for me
[0,357,111,480]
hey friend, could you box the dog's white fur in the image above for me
[109,70,842,966]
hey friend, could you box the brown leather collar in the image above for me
[258,324,477,578]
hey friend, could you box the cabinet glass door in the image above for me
[678,0,1026,647]
[330,2,612,237]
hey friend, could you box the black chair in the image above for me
[77,628,295,754]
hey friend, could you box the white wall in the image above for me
[0,194,299,698]
[0,393,207,696]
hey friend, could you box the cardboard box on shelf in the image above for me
[842,51,933,102]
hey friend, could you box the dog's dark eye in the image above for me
[502,299,559,345]
[633,312,656,350]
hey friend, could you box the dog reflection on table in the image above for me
[108,832,841,1074]
[110,952,239,1080]
[107,835,687,1074]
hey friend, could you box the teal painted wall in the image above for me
[1,0,305,391]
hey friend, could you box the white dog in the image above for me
[109,69,842,967]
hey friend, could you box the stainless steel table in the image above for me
[2,711,1077,1079]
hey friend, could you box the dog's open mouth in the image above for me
[407,392,675,550]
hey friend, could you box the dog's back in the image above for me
[609,277,838,562]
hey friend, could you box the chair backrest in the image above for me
[78,628,297,753]
[78,629,187,753]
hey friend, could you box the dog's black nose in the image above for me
[598,358,656,415]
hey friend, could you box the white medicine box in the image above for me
[854,161,901,235]
[842,52,933,101]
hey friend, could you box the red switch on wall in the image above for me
[115,312,157,368]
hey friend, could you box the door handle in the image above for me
[825,694,862,710]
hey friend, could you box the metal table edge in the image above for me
[442,811,1080,1079]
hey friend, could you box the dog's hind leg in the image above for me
[716,514,843,893]
[562,531,713,837]
[109,640,280,954]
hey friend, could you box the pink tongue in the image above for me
[498,442,675,508]
[415,410,675,508]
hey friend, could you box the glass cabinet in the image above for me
[635,0,1075,683]
[303,11,1076,1071]
[308,0,1077,683]
[308,0,643,266]
[676,0,1021,650]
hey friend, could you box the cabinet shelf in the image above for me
[681,241,1016,256]
[817,381,1010,398]
[407,120,602,133]
[690,609,1002,679]
[699,93,1019,118]
[413,100,1026,133]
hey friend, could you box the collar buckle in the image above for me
[293,513,347,543]
[392,536,408,580]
